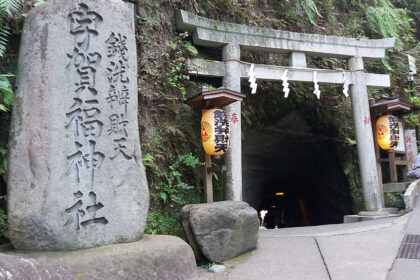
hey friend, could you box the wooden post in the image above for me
[205,153,213,203]
[388,151,398,183]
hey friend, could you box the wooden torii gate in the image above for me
[176,10,395,213]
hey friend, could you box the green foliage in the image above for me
[0,73,14,180]
[136,14,159,27]
[381,56,393,72]
[404,96,420,131]
[0,147,7,176]
[144,153,203,236]
[297,0,322,25]
[159,153,203,206]
[142,152,156,163]
[386,191,404,208]
[145,211,177,235]
[136,14,203,238]
[0,22,10,57]
[34,0,44,7]
[0,74,14,108]
[142,153,155,168]
[408,96,420,107]
[0,195,7,240]
[166,61,190,99]
[0,0,23,16]
[365,0,412,50]
[0,0,18,110]
[0,0,25,245]
[165,32,197,100]
[138,30,196,100]
[199,262,216,269]
[343,158,364,213]
[0,0,23,57]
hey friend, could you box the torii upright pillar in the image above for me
[223,44,242,201]
[348,57,383,213]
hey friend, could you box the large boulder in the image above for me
[1,235,198,280]
[182,201,260,262]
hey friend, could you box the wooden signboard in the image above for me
[405,129,418,169]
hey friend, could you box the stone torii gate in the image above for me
[176,10,395,213]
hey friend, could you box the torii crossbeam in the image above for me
[176,10,395,213]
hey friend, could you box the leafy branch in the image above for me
[0,0,23,16]
[365,0,412,51]
[297,0,322,25]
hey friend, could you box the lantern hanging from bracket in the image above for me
[376,114,400,150]
[201,108,230,155]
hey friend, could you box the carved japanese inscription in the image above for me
[106,32,135,161]
[64,3,107,231]
[7,0,148,251]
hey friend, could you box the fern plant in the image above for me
[296,0,322,25]
[0,20,9,57]
[365,0,411,51]
[0,0,23,57]
[0,0,23,16]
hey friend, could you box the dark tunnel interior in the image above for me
[242,112,353,228]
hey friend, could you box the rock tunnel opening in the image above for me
[242,112,353,228]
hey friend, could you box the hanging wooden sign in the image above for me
[201,109,230,155]
[376,115,400,150]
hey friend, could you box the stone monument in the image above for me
[7,0,149,251]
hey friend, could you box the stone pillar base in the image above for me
[358,210,389,216]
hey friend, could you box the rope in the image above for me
[222,58,365,73]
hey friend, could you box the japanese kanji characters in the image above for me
[201,109,230,155]
[65,191,108,230]
[65,3,107,231]
[376,114,400,150]
[106,31,133,161]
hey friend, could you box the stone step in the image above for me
[344,213,402,223]
[383,207,400,214]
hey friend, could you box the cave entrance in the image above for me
[243,113,352,227]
